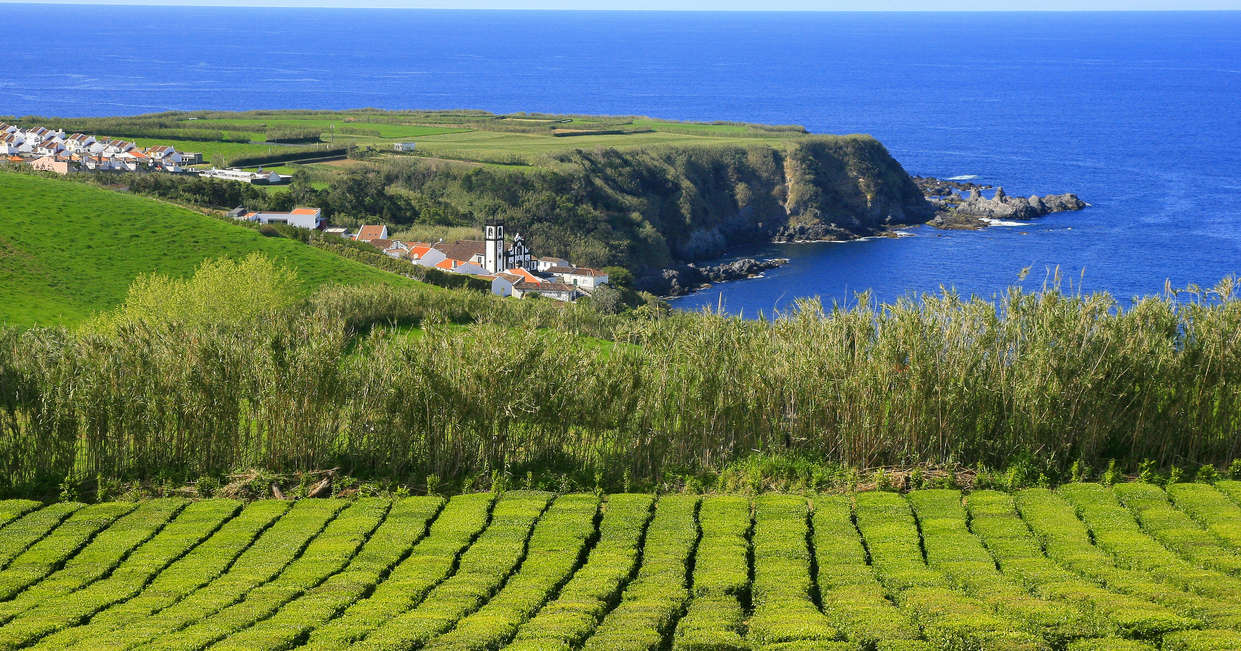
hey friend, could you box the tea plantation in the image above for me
[2,484,1241,649]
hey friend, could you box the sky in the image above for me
[4,0,1241,9]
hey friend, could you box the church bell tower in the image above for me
[484,221,504,273]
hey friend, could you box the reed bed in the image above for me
[1,279,1239,492]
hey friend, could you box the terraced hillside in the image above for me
[3,485,1241,649]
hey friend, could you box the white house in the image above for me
[144,145,181,164]
[513,281,576,302]
[408,244,447,268]
[393,142,417,152]
[535,256,570,272]
[433,258,488,275]
[64,133,96,153]
[547,266,609,290]
[324,227,350,238]
[490,273,521,297]
[240,207,324,230]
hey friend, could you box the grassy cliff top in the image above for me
[10,109,830,168]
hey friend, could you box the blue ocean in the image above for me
[3,6,1239,314]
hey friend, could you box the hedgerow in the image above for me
[146,498,390,650]
[965,490,1194,639]
[1113,482,1241,574]
[425,493,599,650]
[746,494,838,648]
[0,499,185,625]
[582,495,699,651]
[853,491,1042,650]
[1015,487,1241,629]
[0,501,40,533]
[0,503,83,571]
[0,502,134,601]
[508,493,654,649]
[87,499,344,649]
[210,496,443,651]
[352,491,553,650]
[0,499,239,650]
[303,493,494,648]
[29,500,289,650]
[1167,483,1241,553]
[1162,628,1241,650]
[1059,484,1241,601]
[812,495,921,647]
[674,496,750,651]
[908,489,1104,646]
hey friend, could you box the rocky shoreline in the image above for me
[643,257,790,297]
[639,176,1087,295]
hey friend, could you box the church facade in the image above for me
[484,221,531,273]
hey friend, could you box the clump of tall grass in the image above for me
[1,265,1239,494]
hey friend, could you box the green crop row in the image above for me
[1167,483,1241,553]
[148,498,389,650]
[211,496,443,651]
[812,495,921,648]
[966,490,1193,640]
[1066,638,1157,650]
[673,496,751,651]
[0,499,240,650]
[352,491,553,650]
[853,492,1042,650]
[0,499,185,625]
[1114,482,1241,575]
[1214,481,1241,511]
[0,503,83,572]
[746,494,839,649]
[582,495,699,651]
[1162,628,1241,650]
[1015,488,1241,629]
[31,500,289,650]
[910,489,1104,646]
[507,493,654,650]
[0,501,40,533]
[0,502,134,601]
[304,493,494,648]
[425,493,599,650]
[1059,484,1241,601]
[96,499,344,649]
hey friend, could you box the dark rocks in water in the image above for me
[915,176,1088,228]
[638,257,789,296]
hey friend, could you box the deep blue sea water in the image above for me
[2,6,1239,314]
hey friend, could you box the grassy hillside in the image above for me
[0,171,405,326]
[3,486,1241,649]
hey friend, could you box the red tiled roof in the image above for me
[290,207,319,215]
[433,240,486,263]
[355,225,386,242]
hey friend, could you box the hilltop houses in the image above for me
[0,122,187,174]
[346,220,606,302]
[236,208,324,230]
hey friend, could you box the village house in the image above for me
[354,224,389,243]
[324,227,350,238]
[535,256,570,271]
[64,133,96,153]
[408,243,447,268]
[546,266,610,290]
[238,207,324,230]
[29,156,70,175]
[513,281,577,301]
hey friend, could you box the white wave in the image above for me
[892,230,915,238]
[946,174,979,181]
[982,218,1030,227]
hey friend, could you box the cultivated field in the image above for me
[2,485,1241,649]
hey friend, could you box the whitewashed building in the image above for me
[239,207,324,230]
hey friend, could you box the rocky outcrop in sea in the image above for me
[639,257,789,296]
[913,176,1088,229]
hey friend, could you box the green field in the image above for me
[0,171,406,326]
[28,110,813,168]
[2,484,1241,649]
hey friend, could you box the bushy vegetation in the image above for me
[6,486,1241,648]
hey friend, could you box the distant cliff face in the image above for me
[386,135,933,279]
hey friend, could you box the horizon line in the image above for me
[4,2,1241,10]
